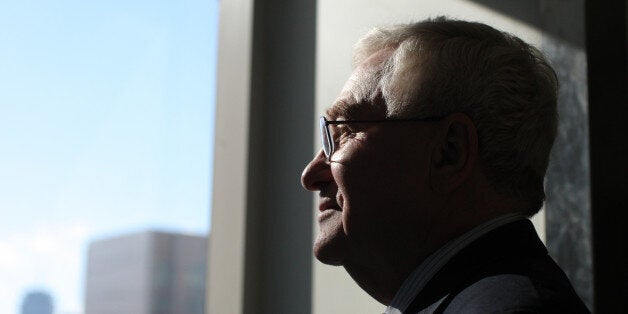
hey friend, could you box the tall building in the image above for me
[84,231,206,314]
[21,290,53,314]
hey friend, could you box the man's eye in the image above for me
[333,125,356,144]
[340,124,356,133]
[335,125,353,135]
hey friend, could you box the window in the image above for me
[0,1,219,313]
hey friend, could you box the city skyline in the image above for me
[0,1,219,313]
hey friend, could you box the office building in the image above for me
[85,231,206,314]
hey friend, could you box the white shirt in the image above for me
[384,213,527,314]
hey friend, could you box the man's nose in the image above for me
[301,149,333,191]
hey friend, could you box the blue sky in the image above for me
[0,1,219,313]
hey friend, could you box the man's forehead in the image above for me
[324,49,394,120]
[325,90,388,121]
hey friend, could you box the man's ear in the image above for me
[429,113,478,193]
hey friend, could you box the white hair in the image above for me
[353,17,559,213]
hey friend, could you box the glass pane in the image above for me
[0,1,219,313]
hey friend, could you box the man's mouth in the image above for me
[318,198,340,213]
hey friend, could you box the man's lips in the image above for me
[318,198,340,213]
[317,198,340,223]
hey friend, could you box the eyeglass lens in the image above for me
[320,117,332,158]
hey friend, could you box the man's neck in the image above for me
[341,230,453,305]
[340,206,527,305]
[343,260,406,304]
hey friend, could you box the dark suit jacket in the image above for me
[405,220,590,313]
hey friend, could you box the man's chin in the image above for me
[314,254,344,266]
[313,236,347,266]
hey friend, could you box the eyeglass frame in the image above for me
[319,115,442,161]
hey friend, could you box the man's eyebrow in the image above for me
[325,102,348,120]
[325,101,368,120]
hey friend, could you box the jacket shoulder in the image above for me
[441,274,589,314]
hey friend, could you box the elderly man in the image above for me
[301,17,589,313]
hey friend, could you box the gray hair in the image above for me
[354,17,558,213]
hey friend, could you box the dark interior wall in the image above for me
[244,0,316,313]
[469,0,584,47]
[586,1,628,313]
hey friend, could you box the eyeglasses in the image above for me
[319,115,441,160]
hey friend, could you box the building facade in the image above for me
[85,231,206,314]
